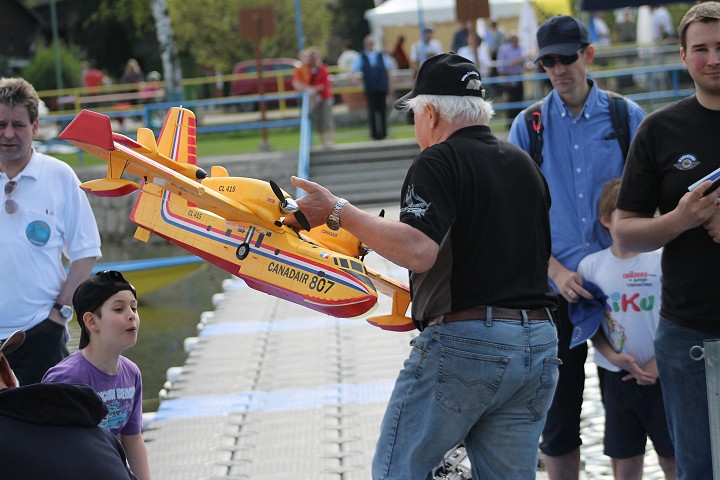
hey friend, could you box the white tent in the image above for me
[365,0,530,28]
[366,0,541,58]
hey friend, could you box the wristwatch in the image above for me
[326,198,348,231]
[53,302,73,321]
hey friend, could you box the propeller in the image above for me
[269,180,311,231]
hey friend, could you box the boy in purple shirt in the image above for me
[43,270,150,480]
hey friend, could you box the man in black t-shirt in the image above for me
[615,4,720,480]
[286,53,558,479]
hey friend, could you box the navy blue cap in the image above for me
[536,15,590,61]
[569,280,608,349]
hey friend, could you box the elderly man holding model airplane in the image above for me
[286,53,560,480]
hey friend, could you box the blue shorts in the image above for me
[598,367,674,459]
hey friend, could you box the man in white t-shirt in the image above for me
[337,40,359,73]
[651,6,675,41]
[410,25,444,72]
[0,78,101,385]
[591,12,611,47]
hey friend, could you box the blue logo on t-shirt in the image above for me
[26,220,50,246]
[674,154,699,171]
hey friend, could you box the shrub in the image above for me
[21,43,83,91]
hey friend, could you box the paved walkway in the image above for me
[144,206,667,480]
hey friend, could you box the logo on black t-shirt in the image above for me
[402,185,431,219]
[673,154,699,170]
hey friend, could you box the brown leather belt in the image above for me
[426,306,552,328]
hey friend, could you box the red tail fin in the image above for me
[58,110,114,151]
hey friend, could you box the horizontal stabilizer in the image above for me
[366,314,415,331]
[58,109,114,151]
[364,270,412,331]
[80,178,139,197]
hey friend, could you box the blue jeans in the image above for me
[371,316,560,480]
[655,318,719,480]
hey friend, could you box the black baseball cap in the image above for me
[536,15,590,61]
[393,53,485,110]
[73,270,136,349]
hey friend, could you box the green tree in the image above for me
[68,0,334,74]
[70,0,150,78]
[329,0,374,51]
[21,43,83,91]
[166,0,332,71]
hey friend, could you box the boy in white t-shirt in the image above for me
[576,178,676,480]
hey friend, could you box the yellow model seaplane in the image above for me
[59,107,413,331]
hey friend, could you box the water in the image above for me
[66,241,228,413]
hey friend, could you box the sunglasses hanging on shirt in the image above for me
[4,181,18,214]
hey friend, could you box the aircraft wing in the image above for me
[60,109,285,230]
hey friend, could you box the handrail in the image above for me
[38,61,697,171]
[296,91,313,197]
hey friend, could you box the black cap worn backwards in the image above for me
[393,53,485,110]
[535,15,590,61]
[73,270,136,349]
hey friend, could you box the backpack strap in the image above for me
[523,92,630,166]
[523,100,545,166]
[603,90,631,161]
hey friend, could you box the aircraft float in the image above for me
[59,107,414,331]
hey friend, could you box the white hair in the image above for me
[403,94,494,125]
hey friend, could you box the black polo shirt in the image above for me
[399,125,557,327]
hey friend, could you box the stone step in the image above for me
[308,140,417,206]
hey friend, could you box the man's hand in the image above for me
[549,257,591,303]
[703,197,720,243]
[677,180,718,231]
[283,176,339,230]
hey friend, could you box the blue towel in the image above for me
[568,280,608,349]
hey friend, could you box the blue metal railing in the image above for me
[39,61,696,172]
[296,91,312,197]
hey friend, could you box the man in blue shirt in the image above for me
[508,15,645,480]
[352,34,395,140]
[496,32,526,120]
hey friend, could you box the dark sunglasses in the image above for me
[4,181,17,214]
[537,52,579,68]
